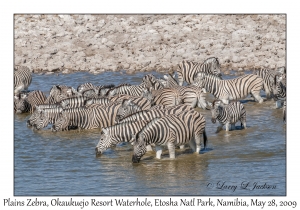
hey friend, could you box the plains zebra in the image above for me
[162,74,210,109]
[254,68,280,99]
[95,120,150,155]
[44,85,74,104]
[14,90,47,113]
[27,104,62,126]
[177,57,221,86]
[115,99,142,123]
[60,96,88,108]
[193,72,264,104]
[119,104,193,123]
[211,100,246,133]
[52,100,142,131]
[110,94,152,110]
[273,74,286,100]
[14,66,32,95]
[77,83,115,95]
[132,111,207,162]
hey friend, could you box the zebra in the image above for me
[119,104,193,123]
[115,99,142,123]
[177,57,221,86]
[44,85,74,104]
[14,90,47,113]
[60,96,88,109]
[14,66,32,95]
[110,94,152,110]
[106,83,148,97]
[27,104,62,127]
[273,74,286,100]
[95,120,150,155]
[211,100,246,133]
[77,83,115,95]
[254,68,280,99]
[132,111,207,162]
[52,100,142,131]
[193,72,264,104]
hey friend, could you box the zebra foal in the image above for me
[211,100,246,133]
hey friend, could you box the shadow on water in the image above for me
[14,71,286,196]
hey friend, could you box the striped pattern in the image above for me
[14,90,47,113]
[60,96,88,108]
[132,110,207,162]
[95,120,150,155]
[254,68,278,99]
[110,94,152,110]
[273,74,286,100]
[119,104,193,123]
[106,83,147,97]
[177,57,221,86]
[211,100,246,132]
[14,66,32,95]
[115,99,142,123]
[193,73,264,104]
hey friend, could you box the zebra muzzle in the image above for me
[132,155,140,163]
[211,118,216,124]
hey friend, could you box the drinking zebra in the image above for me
[273,74,286,109]
[14,90,47,113]
[211,100,247,133]
[95,120,150,156]
[27,104,62,127]
[177,57,221,86]
[52,100,142,131]
[132,110,207,163]
[193,72,264,104]
[14,66,32,95]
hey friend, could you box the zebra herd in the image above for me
[14,57,286,163]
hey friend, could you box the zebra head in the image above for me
[95,128,111,156]
[211,100,223,124]
[14,93,28,113]
[51,112,69,132]
[27,106,40,126]
[115,99,141,123]
[33,110,50,130]
[141,89,154,105]
[273,74,284,96]
[132,132,147,163]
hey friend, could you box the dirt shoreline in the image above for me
[14,14,286,75]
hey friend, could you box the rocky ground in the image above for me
[14,14,286,75]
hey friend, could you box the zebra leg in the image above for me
[155,146,163,159]
[225,122,231,131]
[167,142,176,159]
[194,135,201,154]
[188,138,196,152]
[252,92,264,103]
[146,145,153,152]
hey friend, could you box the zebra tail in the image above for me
[203,129,207,149]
